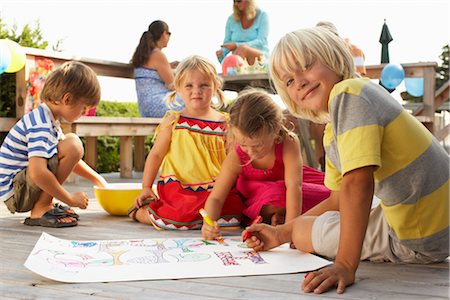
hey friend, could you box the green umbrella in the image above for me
[379,19,394,91]
[379,19,393,63]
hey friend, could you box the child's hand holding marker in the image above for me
[241,215,263,242]
[199,209,223,242]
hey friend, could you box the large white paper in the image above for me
[25,232,332,283]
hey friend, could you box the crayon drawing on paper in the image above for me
[25,232,331,283]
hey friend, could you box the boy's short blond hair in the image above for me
[166,55,225,109]
[41,61,101,107]
[269,27,355,123]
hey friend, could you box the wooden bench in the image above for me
[62,116,161,178]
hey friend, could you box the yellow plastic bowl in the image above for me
[94,183,142,216]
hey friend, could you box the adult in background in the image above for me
[216,0,269,66]
[131,20,180,118]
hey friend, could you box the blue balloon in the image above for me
[0,40,11,74]
[380,64,405,89]
[404,77,424,97]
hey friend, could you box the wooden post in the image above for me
[15,68,26,119]
[422,65,436,132]
[120,136,133,178]
[84,137,98,169]
[134,136,146,171]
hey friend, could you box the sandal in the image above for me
[128,198,154,221]
[24,208,78,228]
[53,203,80,220]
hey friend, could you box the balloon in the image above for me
[3,39,26,73]
[221,54,244,76]
[404,77,424,97]
[0,40,11,74]
[380,63,404,89]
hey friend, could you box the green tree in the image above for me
[436,44,449,90]
[0,19,48,49]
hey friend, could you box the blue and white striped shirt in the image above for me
[0,103,64,202]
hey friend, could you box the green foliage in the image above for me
[0,18,50,49]
[0,73,16,117]
[436,44,449,90]
[96,101,140,117]
[95,136,121,173]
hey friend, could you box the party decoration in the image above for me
[0,40,11,74]
[221,54,244,76]
[26,58,54,112]
[404,77,424,97]
[380,63,404,89]
[4,39,26,73]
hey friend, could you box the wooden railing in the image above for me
[365,62,438,132]
[223,62,449,136]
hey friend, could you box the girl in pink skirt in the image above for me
[202,89,330,240]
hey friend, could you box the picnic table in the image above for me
[61,116,161,178]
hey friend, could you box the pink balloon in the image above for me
[221,54,244,76]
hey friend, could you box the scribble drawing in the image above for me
[236,251,267,264]
[215,250,267,266]
[31,237,265,270]
[170,252,211,263]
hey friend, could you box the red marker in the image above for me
[242,215,263,241]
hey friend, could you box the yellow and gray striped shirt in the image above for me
[324,78,449,260]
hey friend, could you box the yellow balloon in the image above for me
[3,39,26,73]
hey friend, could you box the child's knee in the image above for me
[292,216,315,253]
[58,133,84,160]
[260,205,286,225]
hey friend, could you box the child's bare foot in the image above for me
[260,205,286,225]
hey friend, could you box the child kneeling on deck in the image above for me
[244,27,449,294]
[201,88,330,240]
[129,55,242,229]
[0,61,108,228]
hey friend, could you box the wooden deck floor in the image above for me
[1,172,448,299]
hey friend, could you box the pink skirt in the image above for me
[240,165,331,220]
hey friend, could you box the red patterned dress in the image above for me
[147,111,243,230]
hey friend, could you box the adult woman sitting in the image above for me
[131,20,179,117]
[216,0,269,65]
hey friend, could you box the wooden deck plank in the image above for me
[0,172,448,299]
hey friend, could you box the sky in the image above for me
[1,0,449,102]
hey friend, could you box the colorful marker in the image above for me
[199,208,215,227]
[199,208,225,244]
[242,215,263,241]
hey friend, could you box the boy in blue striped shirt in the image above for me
[0,61,108,227]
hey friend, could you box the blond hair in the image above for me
[166,55,226,109]
[229,88,294,140]
[269,27,355,123]
[41,61,100,107]
[233,0,257,21]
